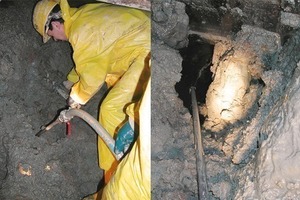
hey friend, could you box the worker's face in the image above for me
[47,21,68,42]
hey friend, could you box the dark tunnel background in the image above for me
[175,34,214,114]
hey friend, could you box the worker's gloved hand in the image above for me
[67,96,81,109]
[114,121,135,155]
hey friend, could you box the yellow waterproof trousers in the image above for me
[90,78,151,200]
[98,52,150,182]
[102,79,150,199]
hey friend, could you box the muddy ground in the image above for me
[0,1,104,199]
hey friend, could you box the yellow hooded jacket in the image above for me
[59,0,150,177]
[59,0,150,105]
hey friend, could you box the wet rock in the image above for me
[152,0,189,49]
[152,40,197,198]
[255,61,300,199]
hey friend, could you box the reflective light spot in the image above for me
[18,163,32,176]
[45,165,51,171]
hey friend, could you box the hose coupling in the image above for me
[59,109,73,122]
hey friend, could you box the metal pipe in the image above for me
[190,86,209,200]
[35,118,62,137]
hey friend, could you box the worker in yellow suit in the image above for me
[98,78,151,200]
[33,0,150,198]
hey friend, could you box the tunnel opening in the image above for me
[175,34,214,117]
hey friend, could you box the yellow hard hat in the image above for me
[33,0,59,43]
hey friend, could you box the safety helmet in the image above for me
[33,0,59,43]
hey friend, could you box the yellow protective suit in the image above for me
[59,0,150,180]
[100,78,151,199]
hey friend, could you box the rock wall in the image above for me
[253,29,300,200]
[152,0,198,198]
[152,0,300,199]
[0,1,103,199]
[255,61,300,199]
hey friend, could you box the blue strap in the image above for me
[114,121,134,155]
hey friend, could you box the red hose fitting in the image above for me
[66,121,71,136]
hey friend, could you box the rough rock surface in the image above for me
[152,0,189,49]
[255,62,300,199]
[152,0,300,199]
[152,40,198,199]
[0,1,103,199]
[236,29,300,200]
